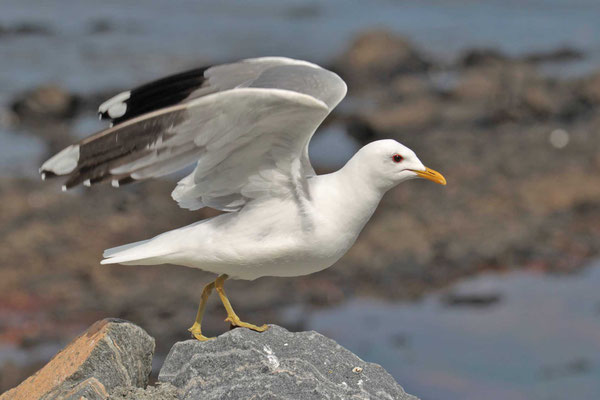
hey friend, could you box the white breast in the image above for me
[162,169,384,280]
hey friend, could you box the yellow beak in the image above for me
[411,167,447,185]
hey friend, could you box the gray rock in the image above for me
[55,377,109,400]
[2,319,155,400]
[335,30,431,87]
[159,325,418,400]
[109,383,180,400]
[11,85,79,120]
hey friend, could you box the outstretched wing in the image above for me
[40,57,347,211]
[97,57,343,126]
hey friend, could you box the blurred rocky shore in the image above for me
[2,30,600,392]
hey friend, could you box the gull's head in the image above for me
[350,139,446,191]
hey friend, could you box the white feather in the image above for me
[40,145,80,175]
[98,91,130,114]
[108,102,127,118]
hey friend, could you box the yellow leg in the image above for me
[215,274,268,332]
[188,281,216,341]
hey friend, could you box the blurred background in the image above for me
[1,1,600,399]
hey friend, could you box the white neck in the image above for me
[309,161,386,239]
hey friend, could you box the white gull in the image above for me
[40,57,446,339]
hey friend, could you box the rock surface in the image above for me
[159,325,418,400]
[334,29,430,86]
[108,383,180,400]
[11,85,79,121]
[4,320,418,400]
[1,319,154,400]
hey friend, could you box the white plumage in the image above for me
[40,57,446,281]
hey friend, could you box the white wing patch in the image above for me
[39,145,80,176]
[98,91,131,118]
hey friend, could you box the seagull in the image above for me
[40,57,446,340]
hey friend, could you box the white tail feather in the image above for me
[101,238,167,265]
[103,238,151,258]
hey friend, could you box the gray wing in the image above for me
[41,57,347,212]
[98,57,344,125]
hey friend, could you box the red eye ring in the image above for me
[392,154,403,163]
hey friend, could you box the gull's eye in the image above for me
[392,154,403,163]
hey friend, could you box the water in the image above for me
[309,124,361,170]
[1,0,600,103]
[0,128,45,178]
[305,261,600,400]
[2,0,600,176]
[0,342,64,369]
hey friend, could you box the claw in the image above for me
[225,316,269,332]
[188,322,215,341]
[216,274,269,333]
[189,274,269,342]
[191,331,215,341]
